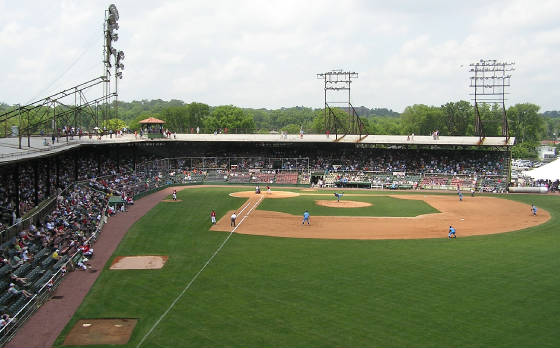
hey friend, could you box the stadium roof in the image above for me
[0,134,514,164]
[173,134,515,147]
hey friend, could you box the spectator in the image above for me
[8,283,33,298]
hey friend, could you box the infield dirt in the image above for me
[213,192,550,239]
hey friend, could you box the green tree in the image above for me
[187,102,210,129]
[442,101,472,135]
[281,123,301,134]
[203,105,255,133]
[507,103,545,143]
[511,141,539,159]
[401,104,445,135]
[311,108,350,134]
[161,106,189,133]
[102,118,127,131]
[369,117,402,135]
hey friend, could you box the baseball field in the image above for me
[54,187,560,347]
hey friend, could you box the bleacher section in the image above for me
[251,172,275,184]
[276,172,299,184]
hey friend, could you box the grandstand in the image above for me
[0,133,514,343]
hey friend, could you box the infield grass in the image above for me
[55,187,560,348]
[258,193,439,216]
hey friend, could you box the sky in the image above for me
[0,0,559,113]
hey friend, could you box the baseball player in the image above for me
[302,210,310,225]
[448,225,456,239]
[211,209,216,224]
[333,192,344,202]
[531,204,537,216]
[172,190,177,201]
[458,192,463,201]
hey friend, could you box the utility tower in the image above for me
[469,59,514,141]
[317,70,367,140]
[103,4,125,127]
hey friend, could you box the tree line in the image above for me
[1,99,559,158]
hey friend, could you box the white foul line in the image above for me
[136,196,263,348]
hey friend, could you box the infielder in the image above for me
[448,225,456,239]
[531,204,537,216]
[302,210,310,225]
[210,210,216,224]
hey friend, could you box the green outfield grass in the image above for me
[55,187,560,348]
[258,193,439,216]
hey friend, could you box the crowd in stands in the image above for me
[0,148,512,229]
[307,149,506,176]
[0,184,108,333]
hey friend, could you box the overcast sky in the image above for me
[0,0,559,112]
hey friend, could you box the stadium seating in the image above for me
[275,172,298,184]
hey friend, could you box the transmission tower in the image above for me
[316,70,367,140]
[469,59,514,141]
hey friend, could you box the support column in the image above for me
[13,164,20,218]
[116,145,120,173]
[97,151,101,177]
[133,143,137,172]
[55,156,60,189]
[74,152,79,182]
[34,161,39,207]
[46,160,51,197]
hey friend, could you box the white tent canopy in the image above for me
[523,159,560,181]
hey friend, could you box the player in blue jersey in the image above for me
[302,210,310,225]
[448,225,456,239]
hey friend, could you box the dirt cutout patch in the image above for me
[110,256,168,270]
[161,199,183,202]
[315,200,372,208]
[213,194,551,240]
[230,190,300,199]
[63,318,137,345]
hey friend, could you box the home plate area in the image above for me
[109,255,168,270]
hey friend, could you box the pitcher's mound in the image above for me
[315,200,372,208]
[110,256,168,270]
[230,191,300,198]
[63,318,137,345]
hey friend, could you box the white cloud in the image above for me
[0,0,559,112]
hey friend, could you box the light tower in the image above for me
[469,59,514,141]
[103,4,124,127]
[316,70,367,140]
